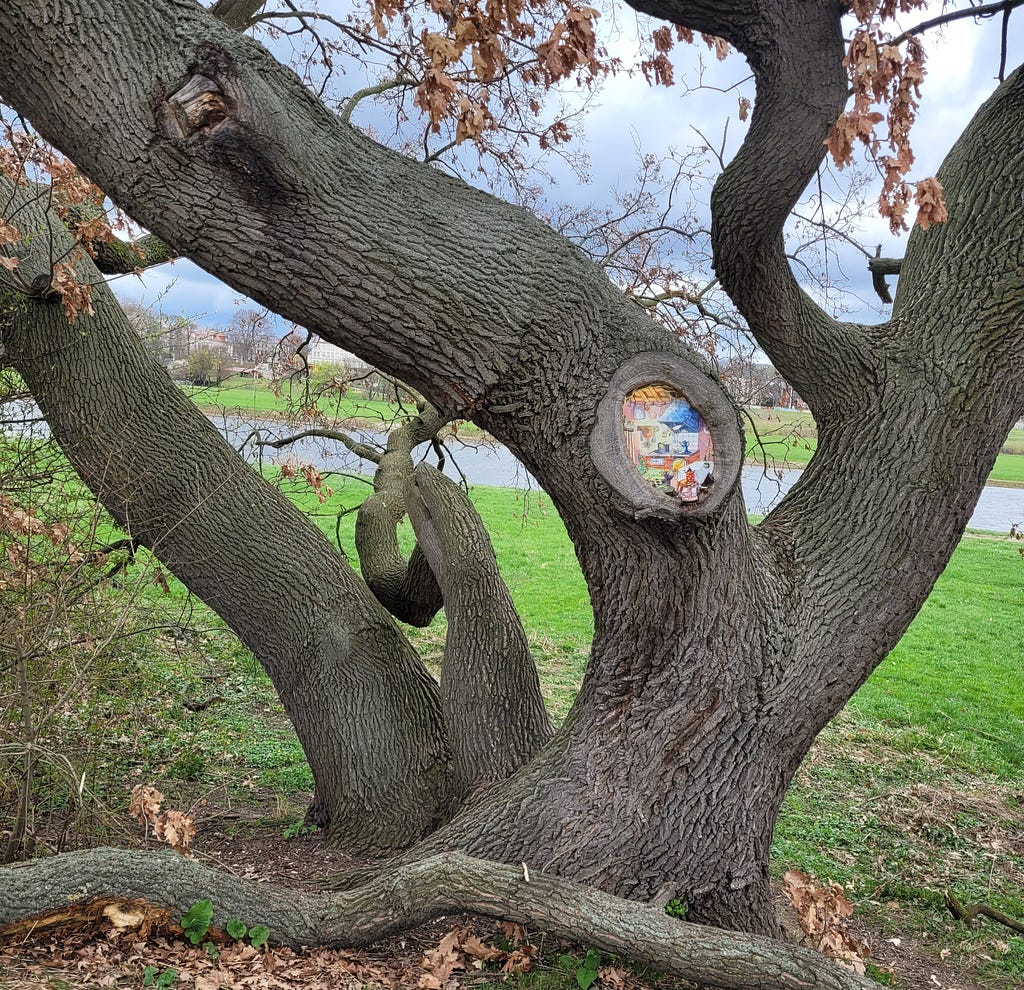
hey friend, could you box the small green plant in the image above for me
[180,899,214,945]
[559,948,601,990]
[664,898,688,919]
[281,819,316,840]
[249,924,270,949]
[226,918,248,940]
[169,750,206,781]
[865,962,897,986]
[142,965,178,988]
[180,899,269,950]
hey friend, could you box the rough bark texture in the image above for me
[406,465,554,794]
[0,848,875,990]
[0,181,456,851]
[0,0,1021,937]
[353,408,446,626]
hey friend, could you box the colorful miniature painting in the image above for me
[623,384,715,502]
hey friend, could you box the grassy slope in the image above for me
[180,378,403,423]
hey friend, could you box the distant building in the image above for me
[720,360,806,410]
[303,337,368,372]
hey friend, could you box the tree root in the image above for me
[944,889,1024,935]
[0,848,874,989]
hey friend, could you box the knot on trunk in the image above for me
[168,74,231,136]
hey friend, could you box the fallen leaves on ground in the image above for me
[0,930,402,989]
[783,869,870,974]
[418,921,537,987]
[0,918,543,989]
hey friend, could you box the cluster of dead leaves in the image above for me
[0,117,142,319]
[826,0,947,233]
[129,784,198,855]
[418,922,536,988]
[0,929,398,990]
[0,494,84,592]
[638,24,729,90]
[372,0,608,141]
[783,868,870,975]
[279,462,335,503]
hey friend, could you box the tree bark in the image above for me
[0,848,875,990]
[352,407,446,627]
[406,465,554,794]
[0,180,457,851]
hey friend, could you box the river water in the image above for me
[4,405,1021,533]
[215,415,1023,534]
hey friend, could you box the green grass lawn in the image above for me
[3,443,1021,986]
[180,376,404,424]
[745,407,1024,486]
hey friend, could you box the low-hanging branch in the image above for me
[0,848,875,990]
[259,426,383,464]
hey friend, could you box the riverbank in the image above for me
[185,380,1024,488]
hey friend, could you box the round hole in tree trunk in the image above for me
[590,353,743,521]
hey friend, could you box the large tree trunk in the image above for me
[0,0,1021,938]
[0,182,457,851]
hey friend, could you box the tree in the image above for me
[122,300,173,366]
[0,0,1021,958]
[227,305,277,364]
[186,344,231,384]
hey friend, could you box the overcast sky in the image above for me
[110,1,1024,334]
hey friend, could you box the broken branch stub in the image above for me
[591,353,743,521]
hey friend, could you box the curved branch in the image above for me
[890,0,1024,47]
[0,848,875,990]
[340,77,417,125]
[260,426,383,464]
[352,407,447,626]
[624,0,868,417]
[406,464,554,793]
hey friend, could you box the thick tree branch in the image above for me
[0,848,875,990]
[867,257,902,276]
[624,0,868,418]
[89,231,173,273]
[0,0,741,538]
[762,66,1024,732]
[406,464,554,792]
[0,176,456,848]
[208,0,266,30]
